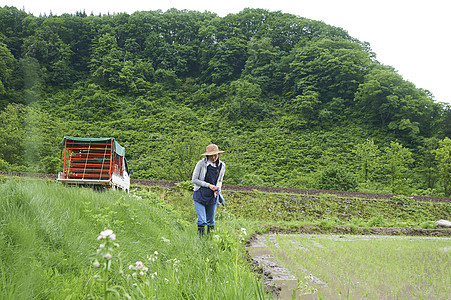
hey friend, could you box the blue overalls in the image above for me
[193,163,222,233]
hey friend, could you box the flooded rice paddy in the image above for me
[248,234,451,299]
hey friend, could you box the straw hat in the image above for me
[202,144,225,156]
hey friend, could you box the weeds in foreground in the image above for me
[88,229,169,299]
[87,227,261,299]
[89,230,121,299]
[0,179,269,299]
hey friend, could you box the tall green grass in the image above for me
[0,178,269,299]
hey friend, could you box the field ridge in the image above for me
[1,171,450,203]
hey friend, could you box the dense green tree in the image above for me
[20,18,75,88]
[70,84,119,121]
[384,141,414,193]
[353,139,381,183]
[0,103,62,172]
[242,37,283,94]
[416,137,440,190]
[89,33,124,88]
[287,38,371,109]
[314,163,359,192]
[354,68,440,141]
[0,104,25,165]
[221,79,265,121]
[291,90,320,126]
[441,104,451,138]
[0,42,17,108]
[0,6,28,57]
[206,37,248,84]
[117,59,154,95]
[434,137,451,196]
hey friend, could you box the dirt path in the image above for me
[2,172,450,202]
[259,224,451,237]
[131,178,451,202]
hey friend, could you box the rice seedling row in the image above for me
[249,233,451,299]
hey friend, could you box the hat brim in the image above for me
[202,150,225,156]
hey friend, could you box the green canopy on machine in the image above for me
[61,136,125,157]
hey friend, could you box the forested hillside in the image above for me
[0,6,450,196]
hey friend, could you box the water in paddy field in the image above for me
[247,234,451,299]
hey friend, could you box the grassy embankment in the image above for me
[156,182,450,231]
[1,177,450,299]
[0,177,268,299]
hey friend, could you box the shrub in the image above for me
[368,215,386,227]
[0,158,10,171]
[240,173,266,186]
[175,180,194,191]
[314,164,359,192]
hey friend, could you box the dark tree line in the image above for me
[0,6,450,196]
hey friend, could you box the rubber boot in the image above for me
[207,225,214,234]
[198,225,205,237]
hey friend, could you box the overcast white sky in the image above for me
[3,0,451,105]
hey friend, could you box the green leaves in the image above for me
[90,33,124,88]
[354,68,439,138]
[206,37,248,84]
[353,139,380,183]
[0,42,16,87]
[288,38,371,102]
[434,137,451,196]
[0,6,449,196]
[291,90,320,124]
[384,141,414,194]
[221,79,265,121]
[0,104,25,165]
[314,164,359,192]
